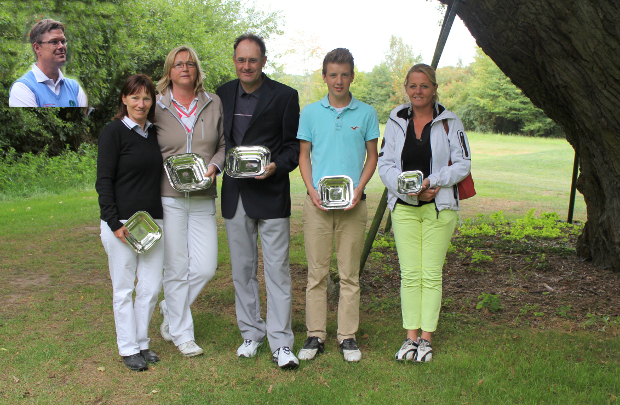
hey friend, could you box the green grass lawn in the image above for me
[0,133,609,404]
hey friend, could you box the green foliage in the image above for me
[1,0,281,156]
[0,144,97,199]
[441,49,562,137]
[471,251,493,264]
[557,304,572,318]
[354,62,394,123]
[476,293,501,312]
[458,209,582,243]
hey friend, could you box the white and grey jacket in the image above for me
[378,102,472,212]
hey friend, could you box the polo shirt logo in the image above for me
[69,100,76,107]
[351,126,359,130]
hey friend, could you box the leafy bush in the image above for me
[0,144,97,199]
[1,0,281,156]
[476,293,501,312]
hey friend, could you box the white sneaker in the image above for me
[177,340,204,357]
[298,336,325,360]
[272,346,299,369]
[159,301,172,342]
[339,338,362,362]
[395,338,419,361]
[237,339,263,358]
[414,339,432,362]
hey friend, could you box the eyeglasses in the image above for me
[234,57,262,65]
[39,39,68,47]
[172,62,197,69]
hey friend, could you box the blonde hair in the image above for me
[156,46,206,96]
[404,63,439,102]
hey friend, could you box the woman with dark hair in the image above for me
[378,64,472,363]
[154,46,225,357]
[96,74,164,371]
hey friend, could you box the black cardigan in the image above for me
[96,120,163,232]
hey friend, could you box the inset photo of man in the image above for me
[9,19,88,108]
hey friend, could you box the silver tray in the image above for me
[225,146,271,178]
[164,153,212,192]
[318,175,354,210]
[397,170,424,194]
[124,211,162,254]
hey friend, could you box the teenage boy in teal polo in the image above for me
[297,48,379,362]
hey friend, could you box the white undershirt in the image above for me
[8,64,88,107]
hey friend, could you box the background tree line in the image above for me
[0,0,280,156]
[274,37,562,138]
[1,1,561,160]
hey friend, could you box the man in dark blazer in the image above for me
[216,33,300,370]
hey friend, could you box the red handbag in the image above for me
[443,120,476,200]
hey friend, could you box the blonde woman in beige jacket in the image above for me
[155,46,225,357]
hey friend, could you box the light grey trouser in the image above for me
[225,195,294,352]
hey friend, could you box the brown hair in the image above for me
[404,63,439,102]
[113,74,157,123]
[156,46,206,96]
[233,33,266,58]
[322,48,354,75]
[29,19,65,57]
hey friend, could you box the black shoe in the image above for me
[122,353,148,371]
[298,336,325,360]
[140,349,160,364]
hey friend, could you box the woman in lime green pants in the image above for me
[378,63,472,362]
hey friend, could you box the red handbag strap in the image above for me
[442,119,449,135]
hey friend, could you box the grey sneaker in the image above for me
[395,338,419,361]
[414,339,432,362]
[272,346,299,369]
[237,339,263,358]
[159,301,172,342]
[298,337,325,360]
[339,338,362,362]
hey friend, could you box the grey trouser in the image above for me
[225,195,294,352]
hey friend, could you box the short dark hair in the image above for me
[30,19,65,45]
[233,33,266,58]
[30,19,65,58]
[322,48,354,75]
[113,74,157,123]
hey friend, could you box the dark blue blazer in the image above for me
[216,75,300,219]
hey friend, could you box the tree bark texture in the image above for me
[440,0,620,271]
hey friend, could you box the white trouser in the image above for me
[161,196,218,345]
[100,219,164,357]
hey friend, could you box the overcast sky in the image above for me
[257,0,479,74]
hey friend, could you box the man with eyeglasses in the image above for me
[9,19,87,107]
[216,33,300,369]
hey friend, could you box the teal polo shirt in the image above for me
[297,95,380,189]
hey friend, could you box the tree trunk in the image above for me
[440,0,620,271]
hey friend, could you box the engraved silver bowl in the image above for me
[124,211,162,254]
[397,170,424,194]
[163,153,212,192]
[318,175,354,210]
[225,146,271,178]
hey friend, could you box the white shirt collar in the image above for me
[121,116,152,138]
[32,64,64,86]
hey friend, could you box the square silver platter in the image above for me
[318,175,354,210]
[124,211,162,254]
[225,146,271,178]
[397,170,424,194]
[164,153,212,192]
